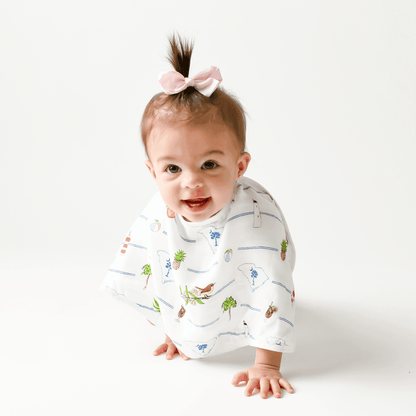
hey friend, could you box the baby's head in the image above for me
[142,35,251,222]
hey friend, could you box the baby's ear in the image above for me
[144,160,157,180]
[236,152,251,178]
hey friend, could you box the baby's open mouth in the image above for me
[182,197,211,211]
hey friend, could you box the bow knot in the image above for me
[158,66,222,97]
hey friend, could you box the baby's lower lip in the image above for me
[182,197,211,212]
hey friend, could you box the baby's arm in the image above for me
[153,334,189,361]
[231,348,294,399]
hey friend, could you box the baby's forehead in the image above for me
[147,120,240,160]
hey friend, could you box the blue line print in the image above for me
[187,262,218,274]
[139,215,148,220]
[227,211,254,223]
[238,246,279,252]
[272,281,292,295]
[180,235,196,243]
[279,317,294,327]
[218,331,245,336]
[211,279,235,297]
[108,269,135,277]
[188,317,220,328]
[136,303,159,312]
[155,295,174,309]
[127,243,148,250]
[240,304,261,312]
[162,231,168,236]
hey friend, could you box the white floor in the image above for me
[1,254,415,416]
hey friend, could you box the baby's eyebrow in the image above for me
[202,150,225,157]
[156,150,225,163]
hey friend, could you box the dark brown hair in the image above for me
[141,34,247,156]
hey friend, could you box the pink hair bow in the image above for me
[158,66,222,97]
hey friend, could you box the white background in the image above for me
[1,1,415,415]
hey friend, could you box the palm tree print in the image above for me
[250,268,258,286]
[209,230,221,247]
[165,258,171,278]
[197,344,208,353]
[222,296,237,320]
[141,264,152,290]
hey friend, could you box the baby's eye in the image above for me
[201,160,218,170]
[166,165,182,174]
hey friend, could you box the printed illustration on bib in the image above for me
[224,249,233,262]
[198,226,224,253]
[120,232,131,255]
[173,250,186,270]
[291,290,296,305]
[281,239,288,261]
[243,320,250,337]
[141,264,152,290]
[222,296,237,320]
[185,337,217,357]
[180,284,215,305]
[265,302,277,318]
[150,219,161,232]
[157,250,174,283]
[266,337,287,347]
[178,305,186,318]
[153,298,161,313]
[238,263,270,292]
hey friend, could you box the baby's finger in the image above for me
[244,378,259,397]
[179,350,190,361]
[279,378,294,394]
[259,378,271,399]
[153,343,168,356]
[231,371,248,386]
[165,343,177,360]
[270,379,282,398]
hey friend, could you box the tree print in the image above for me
[141,264,152,290]
[222,296,237,320]
[197,344,208,353]
[281,239,288,261]
[209,230,221,247]
[165,258,172,278]
[250,268,258,286]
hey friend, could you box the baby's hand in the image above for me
[231,363,294,399]
[153,335,189,361]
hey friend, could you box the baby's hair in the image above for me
[141,34,247,156]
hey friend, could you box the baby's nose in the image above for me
[182,170,203,189]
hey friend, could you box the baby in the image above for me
[101,35,296,399]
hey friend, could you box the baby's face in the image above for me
[145,121,250,222]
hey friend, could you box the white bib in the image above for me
[101,177,296,359]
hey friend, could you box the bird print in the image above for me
[195,283,215,298]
